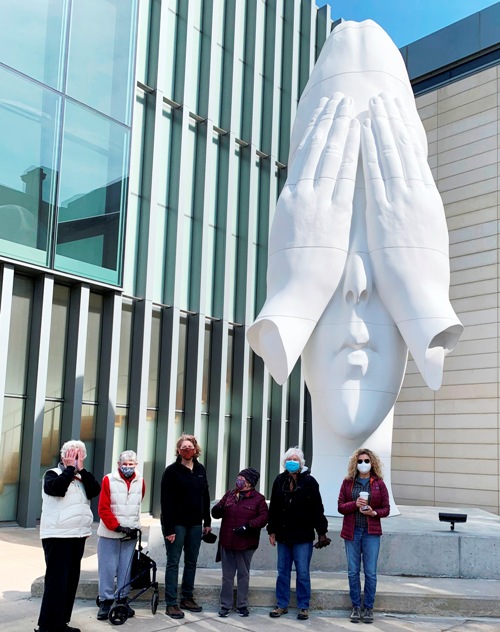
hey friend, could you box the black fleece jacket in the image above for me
[160,458,211,537]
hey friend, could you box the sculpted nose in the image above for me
[343,252,372,305]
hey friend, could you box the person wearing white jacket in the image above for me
[96,450,145,621]
[36,439,101,632]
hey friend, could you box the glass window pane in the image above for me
[67,0,138,124]
[83,293,103,403]
[201,323,211,414]
[0,0,67,90]
[142,410,157,514]
[0,397,24,521]
[225,328,234,415]
[176,317,187,411]
[117,304,133,406]
[46,285,70,399]
[0,67,60,265]
[41,401,62,470]
[147,310,161,409]
[81,403,96,469]
[112,407,128,465]
[6,276,33,396]
[55,101,129,285]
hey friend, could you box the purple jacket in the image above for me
[337,477,390,540]
[211,489,269,550]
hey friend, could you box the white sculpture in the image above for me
[247,20,463,515]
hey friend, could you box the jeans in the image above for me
[276,541,313,609]
[165,524,202,605]
[344,526,381,609]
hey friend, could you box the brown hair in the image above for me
[345,448,383,480]
[176,433,202,458]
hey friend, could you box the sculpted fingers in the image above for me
[361,119,387,206]
[331,118,360,209]
[368,95,405,184]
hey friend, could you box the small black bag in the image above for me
[130,549,152,589]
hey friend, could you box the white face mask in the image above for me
[357,462,371,474]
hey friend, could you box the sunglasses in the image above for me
[357,459,370,464]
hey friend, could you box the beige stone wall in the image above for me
[392,65,500,514]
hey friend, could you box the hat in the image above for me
[202,531,217,544]
[238,468,260,488]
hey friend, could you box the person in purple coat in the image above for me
[338,448,390,625]
[211,468,268,618]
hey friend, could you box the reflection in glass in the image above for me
[176,317,187,411]
[41,401,62,469]
[81,403,96,469]
[67,0,138,124]
[112,407,128,466]
[148,310,161,409]
[46,285,70,398]
[6,276,33,396]
[0,0,67,90]
[55,101,129,284]
[202,324,211,414]
[84,293,103,403]
[0,67,60,264]
[225,328,234,415]
[117,304,133,406]
[142,410,157,513]
[0,397,24,521]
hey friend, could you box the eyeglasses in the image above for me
[357,459,370,464]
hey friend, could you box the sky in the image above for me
[316,0,500,48]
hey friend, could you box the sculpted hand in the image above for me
[248,94,360,384]
[361,93,462,389]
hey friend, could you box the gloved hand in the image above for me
[233,524,251,536]
[115,526,137,538]
[313,534,331,549]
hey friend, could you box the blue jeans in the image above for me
[276,541,313,609]
[165,524,202,606]
[344,526,381,609]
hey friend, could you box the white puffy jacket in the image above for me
[97,470,143,539]
[40,468,94,539]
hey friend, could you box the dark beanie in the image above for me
[239,467,260,488]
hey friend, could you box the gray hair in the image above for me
[119,450,137,464]
[282,446,305,470]
[60,440,87,459]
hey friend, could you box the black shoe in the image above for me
[117,599,135,617]
[297,609,309,620]
[97,599,114,620]
[65,627,81,632]
[218,607,231,617]
[350,606,361,623]
[180,597,203,612]
[363,608,374,624]
[237,607,249,617]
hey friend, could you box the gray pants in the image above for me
[98,536,136,600]
[220,548,255,609]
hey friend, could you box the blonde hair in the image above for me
[176,433,201,458]
[345,448,383,480]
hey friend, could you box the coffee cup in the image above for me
[359,492,369,501]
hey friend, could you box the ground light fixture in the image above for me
[439,512,467,531]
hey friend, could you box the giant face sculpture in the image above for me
[247,20,463,511]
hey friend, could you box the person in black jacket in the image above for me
[160,434,211,619]
[267,447,330,621]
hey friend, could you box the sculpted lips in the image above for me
[341,344,371,376]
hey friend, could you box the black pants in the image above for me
[38,537,87,631]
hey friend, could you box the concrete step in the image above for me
[31,568,500,618]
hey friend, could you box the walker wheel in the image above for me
[151,591,159,614]
[109,604,128,625]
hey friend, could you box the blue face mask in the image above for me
[120,465,135,478]
[285,460,300,473]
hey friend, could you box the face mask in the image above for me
[120,465,135,478]
[285,460,300,473]
[357,463,371,474]
[235,478,246,490]
[179,448,195,460]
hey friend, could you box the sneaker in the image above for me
[269,606,288,618]
[350,606,361,623]
[297,609,309,620]
[363,608,374,624]
[218,607,231,617]
[166,604,185,619]
[237,607,249,617]
[97,599,114,620]
[117,599,135,617]
[180,597,203,612]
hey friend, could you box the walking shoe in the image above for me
[117,599,135,617]
[64,627,81,632]
[180,597,203,612]
[350,606,361,623]
[165,605,185,619]
[297,609,309,620]
[218,607,231,617]
[97,599,114,620]
[237,606,249,617]
[269,606,288,618]
[363,608,374,624]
